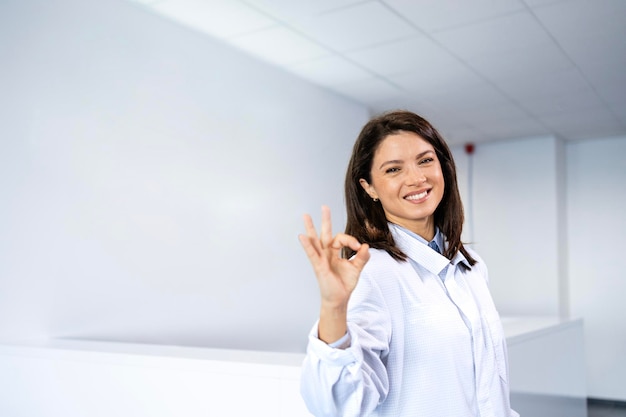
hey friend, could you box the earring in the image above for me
[373,198,379,202]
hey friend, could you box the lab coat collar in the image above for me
[389,223,471,274]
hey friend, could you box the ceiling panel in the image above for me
[288,2,418,52]
[531,0,626,41]
[478,117,550,141]
[464,42,573,83]
[441,101,531,125]
[521,0,572,7]
[382,0,525,33]
[330,77,405,104]
[241,0,366,21]
[390,67,511,109]
[516,87,609,118]
[136,0,626,142]
[539,106,623,134]
[491,67,591,100]
[228,26,330,66]
[440,125,489,145]
[151,0,277,39]
[286,55,373,87]
[345,34,459,77]
[432,10,556,61]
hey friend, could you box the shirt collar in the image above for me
[388,223,471,273]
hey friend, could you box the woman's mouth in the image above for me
[405,190,428,201]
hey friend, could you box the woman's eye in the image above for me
[419,157,434,165]
[385,167,400,174]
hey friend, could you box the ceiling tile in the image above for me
[287,55,373,87]
[345,35,460,77]
[228,26,330,66]
[516,87,609,117]
[241,0,365,21]
[129,0,163,5]
[439,125,490,145]
[466,42,573,83]
[368,97,445,120]
[531,0,626,41]
[151,0,277,38]
[140,0,624,144]
[383,0,525,33]
[330,77,405,104]
[598,85,626,108]
[478,117,550,141]
[556,123,626,141]
[492,67,590,100]
[289,2,418,52]
[612,105,626,125]
[391,69,511,110]
[443,101,530,124]
[557,36,626,104]
[538,106,624,139]
[521,0,572,6]
[388,60,480,93]
[432,10,556,61]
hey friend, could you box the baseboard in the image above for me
[588,397,626,408]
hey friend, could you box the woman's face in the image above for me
[359,131,445,240]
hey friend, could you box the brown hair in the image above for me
[344,110,476,266]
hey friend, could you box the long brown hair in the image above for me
[344,110,476,266]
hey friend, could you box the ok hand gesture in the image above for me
[298,206,370,343]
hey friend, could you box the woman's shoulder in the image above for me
[351,247,406,306]
[360,247,411,283]
[364,247,403,268]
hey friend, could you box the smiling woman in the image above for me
[358,131,445,242]
[298,110,518,417]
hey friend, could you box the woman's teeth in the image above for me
[406,191,427,200]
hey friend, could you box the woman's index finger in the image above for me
[302,213,317,237]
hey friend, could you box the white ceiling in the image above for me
[131,0,626,145]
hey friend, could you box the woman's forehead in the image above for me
[375,132,434,157]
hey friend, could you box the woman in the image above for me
[298,111,518,417]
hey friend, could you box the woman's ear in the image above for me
[359,178,378,200]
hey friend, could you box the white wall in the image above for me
[0,0,369,352]
[452,136,566,316]
[453,135,626,401]
[567,136,626,401]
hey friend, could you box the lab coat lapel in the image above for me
[389,225,449,276]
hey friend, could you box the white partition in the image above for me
[505,317,587,417]
[0,340,310,417]
[0,317,586,417]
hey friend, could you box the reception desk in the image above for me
[0,317,586,417]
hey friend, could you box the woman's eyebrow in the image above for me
[379,159,403,170]
[378,150,433,170]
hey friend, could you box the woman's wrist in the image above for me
[318,303,348,344]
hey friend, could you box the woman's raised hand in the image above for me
[298,206,370,343]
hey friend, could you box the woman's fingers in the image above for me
[302,213,317,238]
[320,205,333,249]
[330,233,362,252]
[351,242,371,271]
[298,233,319,260]
[300,207,369,271]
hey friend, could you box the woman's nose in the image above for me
[406,166,427,185]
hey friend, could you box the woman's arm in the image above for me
[300,270,392,417]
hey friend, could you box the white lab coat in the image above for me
[301,224,519,417]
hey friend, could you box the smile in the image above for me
[405,190,428,200]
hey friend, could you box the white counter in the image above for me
[0,317,586,417]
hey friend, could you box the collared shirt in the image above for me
[300,224,519,417]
